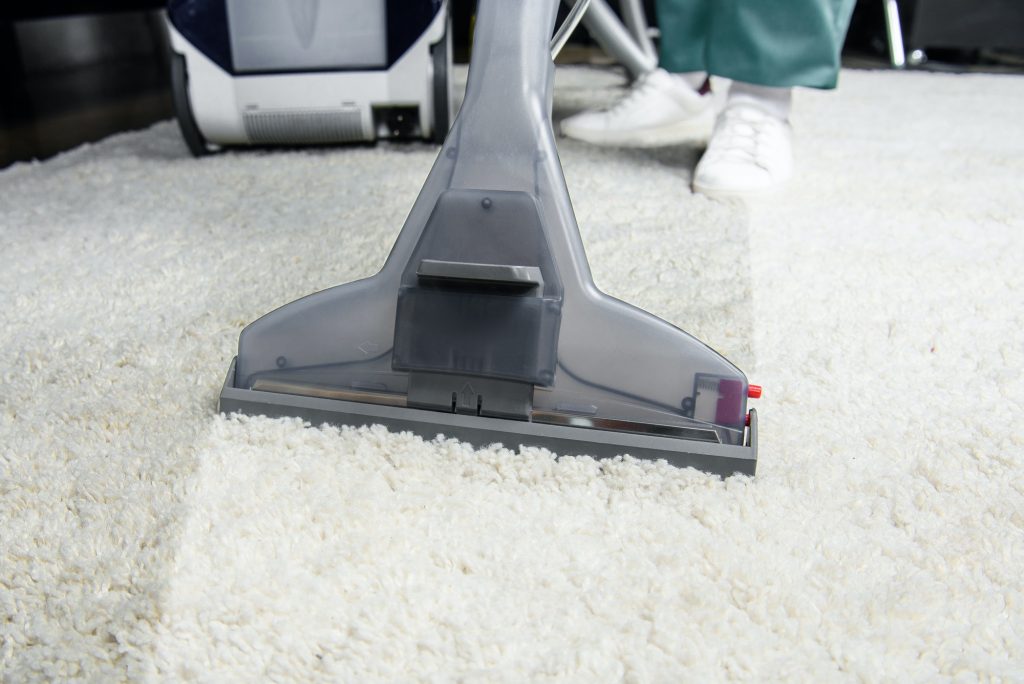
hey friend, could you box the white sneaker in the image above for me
[560,68,714,147]
[692,103,793,199]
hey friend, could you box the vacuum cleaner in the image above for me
[219,0,759,476]
[166,0,452,155]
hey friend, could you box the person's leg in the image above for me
[656,0,710,90]
[705,0,855,88]
[560,0,714,147]
[693,0,856,198]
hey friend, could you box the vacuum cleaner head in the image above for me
[219,0,758,476]
[166,0,452,155]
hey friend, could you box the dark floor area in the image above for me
[1,62,172,165]
[1,10,172,167]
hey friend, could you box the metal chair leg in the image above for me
[883,0,906,68]
[563,0,657,79]
[618,0,658,63]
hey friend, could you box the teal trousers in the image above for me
[655,0,856,89]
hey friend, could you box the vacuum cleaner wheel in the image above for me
[170,53,211,157]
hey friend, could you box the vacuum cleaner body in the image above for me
[167,0,451,155]
[220,0,758,476]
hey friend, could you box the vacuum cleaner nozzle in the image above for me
[219,0,757,477]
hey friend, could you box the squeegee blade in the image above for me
[220,360,757,477]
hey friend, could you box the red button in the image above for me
[748,384,762,399]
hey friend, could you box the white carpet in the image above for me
[2,67,1023,681]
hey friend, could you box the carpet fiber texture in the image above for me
[2,67,1023,681]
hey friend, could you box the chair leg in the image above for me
[883,0,906,68]
[618,0,658,63]
[575,0,657,79]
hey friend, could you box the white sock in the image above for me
[727,82,793,121]
[672,71,708,92]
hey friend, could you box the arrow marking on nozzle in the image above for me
[460,383,476,409]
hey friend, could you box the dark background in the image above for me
[2,0,1022,168]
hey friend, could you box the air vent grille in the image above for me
[243,108,365,144]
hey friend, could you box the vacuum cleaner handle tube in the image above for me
[382,0,593,283]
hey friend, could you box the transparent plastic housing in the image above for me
[233,0,750,445]
[226,0,387,72]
